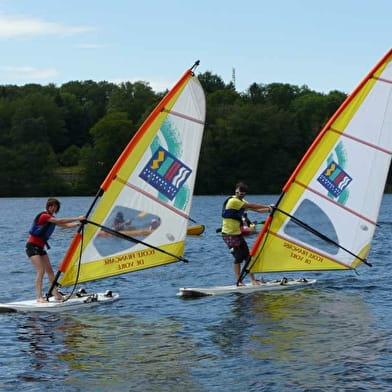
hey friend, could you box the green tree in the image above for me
[59,80,116,146]
[196,89,243,194]
[0,143,66,196]
[80,112,133,193]
[58,145,81,167]
[291,90,346,151]
[0,75,354,196]
[0,98,16,146]
[107,81,158,126]
[197,71,228,94]
[10,93,67,152]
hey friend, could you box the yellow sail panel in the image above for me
[60,242,184,286]
[352,244,371,269]
[250,233,351,273]
[58,64,206,287]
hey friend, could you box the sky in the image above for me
[0,0,391,94]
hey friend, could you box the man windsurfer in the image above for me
[221,182,272,286]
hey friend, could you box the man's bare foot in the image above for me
[54,295,64,301]
[37,298,48,303]
[237,281,246,287]
[251,280,261,286]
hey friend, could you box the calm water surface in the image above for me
[0,195,392,392]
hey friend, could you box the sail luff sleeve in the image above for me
[57,233,83,273]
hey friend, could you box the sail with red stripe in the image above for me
[54,62,205,287]
[245,49,392,275]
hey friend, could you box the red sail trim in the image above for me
[162,108,205,124]
[329,127,392,154]
[100,69,193,191]
[58,233,82,272]
[282,49,392,193]
[115,176,192,220]
[249,215,273,256]
[375,76,392,84]
[294,180,378,226]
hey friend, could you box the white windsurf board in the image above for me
[178,278,316,298]
[0,291,119,313]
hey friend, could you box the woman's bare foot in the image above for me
[237,281,246,287]
[251,280,261,286]
[37,297,48,303]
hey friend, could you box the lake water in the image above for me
[1,195,392,392]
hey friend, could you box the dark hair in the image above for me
[46,198,61,213]
[235,182,248,193]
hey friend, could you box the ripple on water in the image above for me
[0,196,392,391]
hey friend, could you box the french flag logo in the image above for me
[139,147,192,200]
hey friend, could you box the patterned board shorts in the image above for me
[222,234,249,264]
[25,242,47,257]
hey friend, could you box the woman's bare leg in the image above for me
[42,256,63,300]
[29,255,47,302]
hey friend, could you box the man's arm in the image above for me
[244,202,272,213]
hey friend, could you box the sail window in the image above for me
[94,207,161,256]
[283,199,339,255]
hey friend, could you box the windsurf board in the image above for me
[178,278,316,298]
[0,290,119,313]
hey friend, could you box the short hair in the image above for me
[235,182,248,193]
[46,198,61,213]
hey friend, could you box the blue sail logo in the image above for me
[139,147,192,200]
[317,161,352,198]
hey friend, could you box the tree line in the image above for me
[0,72,354,197]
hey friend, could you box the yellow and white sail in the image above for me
[247,49,392,274]
[56,63,206,287]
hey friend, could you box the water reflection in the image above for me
[13,312,205,392]
[206,288,388,390]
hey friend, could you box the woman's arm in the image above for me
[56,222,82,229]
[48,215,85,226]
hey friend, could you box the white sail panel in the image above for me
[57,66,206,286]
[248,49,392,274]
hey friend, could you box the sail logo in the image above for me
[317,161,352,198]
[139,147,192,200]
